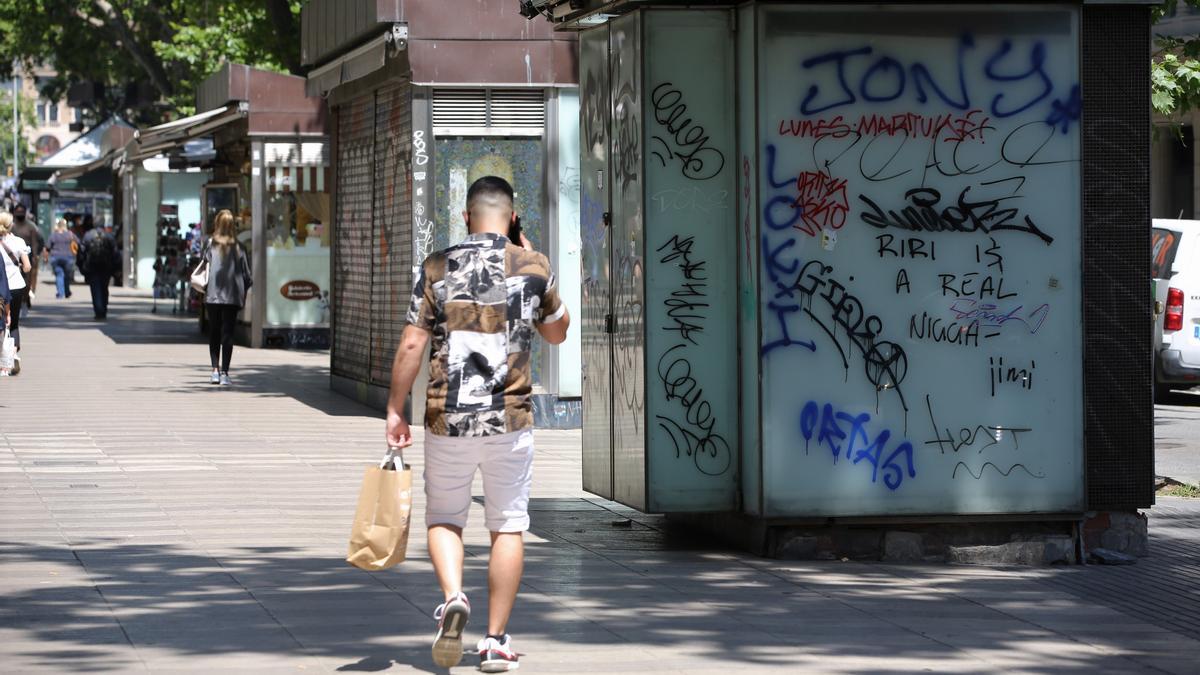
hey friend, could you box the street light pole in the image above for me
[12,66,19,178]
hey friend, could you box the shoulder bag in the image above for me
[189,245,210,295]
[0,239,28,286]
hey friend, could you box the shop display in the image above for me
[150,211,202,314]
[264,165,331,328]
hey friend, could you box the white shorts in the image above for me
[423,428,534,533]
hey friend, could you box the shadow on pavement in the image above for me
[22,289,205,346]
[3,498,1198,672]
[25,284,360,417]
[115,361,372,417]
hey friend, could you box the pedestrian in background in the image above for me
[0,260,11,376]
[386,176,570,672]
[203,209,251,386]
[46,219,80,299]
[0,258,10,372]
[9,204,43,312]
[67,213,83,242]
[0,212,32,374]
[80,219,117,320]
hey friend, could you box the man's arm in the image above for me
[385,324,431,447]
[536,309,570,345]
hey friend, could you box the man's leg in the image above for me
[423,431,481,600]
[424,435,480,669]
[487,531,524,636]
[89,278,104,317]
[25,265,37,305]
[52,258,66,298]
[428,524,465,600]
[479,429,534,637]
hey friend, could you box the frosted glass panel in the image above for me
[758,6,1084,516]
[644,10,738,512]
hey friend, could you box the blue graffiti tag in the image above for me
[760,144,816,357]
[796,34,1071,123]
[800,401,917,490]
[1044,84,1081,134]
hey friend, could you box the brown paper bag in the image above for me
[346,451,412,570]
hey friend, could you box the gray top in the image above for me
[204,242,251,307]
[47,230,79,258]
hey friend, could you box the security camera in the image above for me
[519,0,551,20]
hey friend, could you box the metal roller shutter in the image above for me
[370,81,414,387]
[333,93,375,383]
[1082,6,1154,510]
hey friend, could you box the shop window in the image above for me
[34,135,60,160]
[264,152,332,328]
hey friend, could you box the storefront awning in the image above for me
[54,146,125,181]
[306,31,408,97]
[133,102,248,158]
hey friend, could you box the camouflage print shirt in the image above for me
[406,232,565,437]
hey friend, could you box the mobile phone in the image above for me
[508,215,523,245]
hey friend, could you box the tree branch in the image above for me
[90,0,173,97]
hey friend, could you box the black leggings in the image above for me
[7,287,26,349]
[207,303,239,373]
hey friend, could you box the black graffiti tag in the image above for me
[650,82,726,181]
[656,344,733,476]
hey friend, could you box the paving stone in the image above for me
[1,288,1199,673]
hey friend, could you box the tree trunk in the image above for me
[264,0,304,75]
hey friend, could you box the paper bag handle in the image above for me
[381,446,406,470]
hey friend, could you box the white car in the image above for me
[1153,219,1200,399]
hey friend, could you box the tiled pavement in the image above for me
[1,286,1199,673]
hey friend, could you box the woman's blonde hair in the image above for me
[211,209,237,249]
[0,212,12,236]
[53,218,68,233]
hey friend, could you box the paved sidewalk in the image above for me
[1155,389,1200,486]
[1,287,1199,673]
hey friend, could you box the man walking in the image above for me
[9,204,43,313]
[386,176,569,672]
[80,221,117,319]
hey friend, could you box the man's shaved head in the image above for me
[466,175,515,217]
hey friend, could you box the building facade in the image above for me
[551,0,1153,561]
[2,65,85,165]
[301,0,581,426]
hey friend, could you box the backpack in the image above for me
[82,234,114,275]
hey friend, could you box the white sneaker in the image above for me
[431,592,471,668]
[478,634,519,672]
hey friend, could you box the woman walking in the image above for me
[204,210,251,386]
[0,257,11,376]
[46,219,80,299]
[0,212,32,374]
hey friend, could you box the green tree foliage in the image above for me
[0,0,303,125]
[0,89,35,175]
[1154,0,1200,116]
